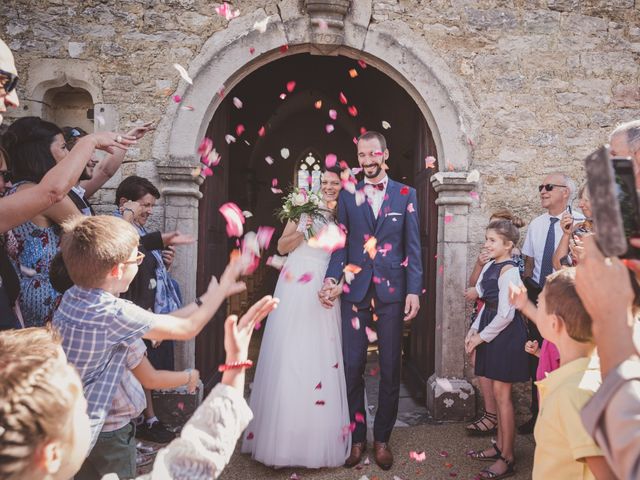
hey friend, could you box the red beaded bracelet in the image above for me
[218,360,254,372]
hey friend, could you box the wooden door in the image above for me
[403,118,438,399]
[195,98,231,392]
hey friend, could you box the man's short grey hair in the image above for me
[610,120,640,153]
[547,171,575,201]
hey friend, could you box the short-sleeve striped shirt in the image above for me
[52,286,156,448]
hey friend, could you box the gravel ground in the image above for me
[220,423,535,480]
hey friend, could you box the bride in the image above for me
[241,166,351,468]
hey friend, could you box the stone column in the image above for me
[157,161,203,371]
[426,172,477,421]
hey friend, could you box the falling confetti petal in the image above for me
[466,169,480,183]
[249,47,255,54]
[363,457,371,465]
[191,166,202,177]
[381,120,391,129]
[298,272,313,283]
[235,124,245,136]
[339,92,348,104]
[258,126,266,137]
[177,401,184,411]
[369,366,380,376]
[266,255,287,270]
[325,124,335,133]
[444,214,453,224]
[172,95,182,103]
[246,432,254,440]
[232,97,243,109]
[198,137,213,160]
[289,474,299,480]
[349,68,358,78]
[242,210,253,218]
[401,256,409,267]
[253,17,269,33]
[400,186,409,195]
[364,236,377,259]
[355,412,365,423]
[314,100,322,109]
[281,148,290,159]
[225,134,236,144]
[286,81,296,92]
[173,63,193,85]
[425,156,437,169]
[280,44,289,53]
[257,226,275,250]
[180,105,194,111]
[351,317,360,330]
[315,400,325,406]
[348,105,358,117]
[315,382,322,390]
[470,191,479,200]
[325,153,337,168]
[308,224,346,253]
[279,93,287,100]
[201,166,213,177]
[439,450,450,457]
[265,155,274,165]
[215,2,240,20]
[329,109,337,120]
[219,202,245,237]
[358,59,367,69]
[407,203,415,213]
[365,326,378,343]
[332,362,339,368]
[217,85,226,98]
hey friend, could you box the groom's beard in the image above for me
[363,164,383,179]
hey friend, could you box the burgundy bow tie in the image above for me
[371,182,385,191]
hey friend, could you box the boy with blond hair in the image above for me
[511,268,615,480]
[52,215,246,479]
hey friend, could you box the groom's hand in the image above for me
[403,293,420,322]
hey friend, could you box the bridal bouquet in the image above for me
[276,187,323,237]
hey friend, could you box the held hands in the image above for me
[464,287,479,303]
[318,278,341,309]
[560,211,573,234]
[224,296,279,362]
[404,293,420,321]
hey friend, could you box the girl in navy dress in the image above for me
[465,219,530,479]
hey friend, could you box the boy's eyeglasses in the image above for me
[124,252,145,266]
[0,170,12,182]
[538,183,567,192]
[0,70,18,93]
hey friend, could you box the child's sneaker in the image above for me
[136,419,176,443]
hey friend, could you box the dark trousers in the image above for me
[525,278,543,415]
[341,285,404,443]
[76,422,136,480]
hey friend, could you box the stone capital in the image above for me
[431,172,476,206]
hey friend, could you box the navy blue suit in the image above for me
[326,178,423,443]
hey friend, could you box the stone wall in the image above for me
[1,0,639,388]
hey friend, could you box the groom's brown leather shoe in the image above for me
[374,441,393,470]
[344,442,366,468]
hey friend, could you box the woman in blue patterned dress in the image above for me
[3,117,84,326]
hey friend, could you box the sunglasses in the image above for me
[0,170,12,183]
[0,69,18,94]
[538,183,567,192]
[124,252,145,266]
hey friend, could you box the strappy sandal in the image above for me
[465,411,498,436]
[466,440,501,461]
[478,455,515,479]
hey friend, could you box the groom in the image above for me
[320,131,423,470]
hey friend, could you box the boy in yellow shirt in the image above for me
[511,268,615,480]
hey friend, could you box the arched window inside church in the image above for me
[296,150,322,192]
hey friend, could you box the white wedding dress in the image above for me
[241,217,351,468]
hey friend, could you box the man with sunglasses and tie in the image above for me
[519,172,578,434]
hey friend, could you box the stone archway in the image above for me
[153,1,479,420]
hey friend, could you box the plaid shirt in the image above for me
[103,338,148,432]
[52,286,157,448]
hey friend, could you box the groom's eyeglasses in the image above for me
[538,184,567,192]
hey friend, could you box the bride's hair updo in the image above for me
[321,164,343,177]
[487,219,521,249]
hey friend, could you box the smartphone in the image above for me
[584,146,640,258]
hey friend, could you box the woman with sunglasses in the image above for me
[0,39,137,234]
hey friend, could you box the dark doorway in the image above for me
[196,53,438,399]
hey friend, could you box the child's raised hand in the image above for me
[524,340,539,356]
[224,296,279,362]
[509,281,528,310]
[464,287,479,302]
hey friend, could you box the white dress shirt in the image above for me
[364,175,388,218]
[522,211,569,284]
